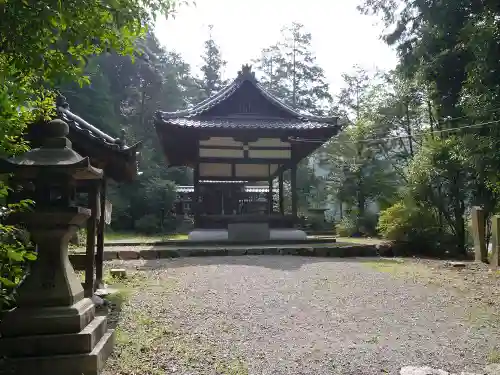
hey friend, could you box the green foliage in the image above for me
[197,25,228,99]
[253,22,332,116]
[377,200,440,246]
[134,214,161,235]
[335,216,358,238]
[0,199,36,311]
[0,0,183,309]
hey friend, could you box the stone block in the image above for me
[227,249,246,256]
[156,249,180,258]
[139,250,159,260]
[246,248,264,255]
[4,329,115,375]
[228,223,270,242]
[313,248,329,257]
[102,251,118,261]
[471,206,487,262]
[1,298,95,337]
[117,250,140,260]
[263,248,279,255]
[0,316,107,357]
[189,249,210,257]
[209,249,228,256]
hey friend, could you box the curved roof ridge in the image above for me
[254,81,337,124]
[158,78,241,118]
[156,64,337,124]
[57,106,141,154]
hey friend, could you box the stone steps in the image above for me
[70,244,379,270]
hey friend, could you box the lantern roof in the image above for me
[0,119,103,180]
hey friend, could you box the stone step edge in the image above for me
[70,245,379,269]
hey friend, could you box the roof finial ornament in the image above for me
[115,128,127,149]
[55,92,70,110]
[238,64,256,82]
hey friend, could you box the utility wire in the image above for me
[291,119,500,145]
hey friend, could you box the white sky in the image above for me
[154,0,398,95]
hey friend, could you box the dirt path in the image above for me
[102,257,500,375]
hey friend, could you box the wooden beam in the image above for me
[198,145,290,150]
[198,157,290,164]
[291,163,297,220]
[95,178,106,289]
[193,162,200,228]
[279,171,284,215]
[268,178,273,214]
[84,181,99,297]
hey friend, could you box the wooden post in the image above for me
[193,163,200,228]
[278,171,284,215]
[95,178,106,289]
[490,215,500,268]
[84,181,99,297]
[291,164,297,221]
[471,206,487,262]
[268,179,273,214]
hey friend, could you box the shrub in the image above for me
[377,200,442,254]
[134,214,160,234]
[0,200,37,311]
[336,216,358,237]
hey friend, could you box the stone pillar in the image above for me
[490,215,500,268]
[471,206,487,262]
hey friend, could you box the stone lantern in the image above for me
[0,119,114,375]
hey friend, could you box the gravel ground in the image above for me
[101,256,500,375]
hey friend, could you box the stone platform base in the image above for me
[2,330,115,375]
[188,228,307,242]
[0,298,115,375]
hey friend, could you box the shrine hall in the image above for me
[155,64,341,242]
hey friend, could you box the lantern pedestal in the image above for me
[0,207,115,375]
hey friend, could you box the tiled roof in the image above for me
[164,117,336,129]
[55,97,140,155]
[155,64,338,130]
[176,185,269,193]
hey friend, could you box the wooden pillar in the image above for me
[193,163,200,228]
[84,181,99,297]
[95,178,106,289]
[471,206,487,262]
[278,171,284,215]
[268,179,273,214]
[291,164,297,220]
[491,215,500,268]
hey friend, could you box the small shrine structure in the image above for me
[155,65,341,241]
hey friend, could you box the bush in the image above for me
[1,200,37,311]
[134,214,160,234]
[336,216,358,237]
[377,200,442,254]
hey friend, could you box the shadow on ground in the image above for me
[139,255,399,272]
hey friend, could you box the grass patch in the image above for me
[104,231,163,241]
[488,348,500,364]
[102,270,248,375]
[362,260,435,284]
[104,232,189,242]
[165,233,189,240]
[336,237,384,245]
